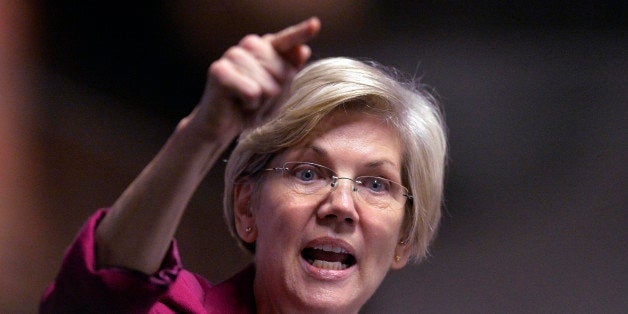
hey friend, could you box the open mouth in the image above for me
[301,244,357,270]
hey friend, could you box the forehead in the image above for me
[282,109,403,169]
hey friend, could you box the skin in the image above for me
[235,111,410,313]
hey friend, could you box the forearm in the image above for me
[95,115,238,275]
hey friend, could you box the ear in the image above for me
[234,179,258,243]
[390,240,411,270]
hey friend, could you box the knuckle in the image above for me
[243,84,263,100]
[239,34,263,50]
[265,82,281,97]
[208,59,229,78]
[223,46,246,60]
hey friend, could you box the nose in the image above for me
[316,178,359,225]
[330,176,358,191]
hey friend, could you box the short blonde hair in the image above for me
[223,57,447,262]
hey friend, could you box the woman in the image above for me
[41,17,447,313]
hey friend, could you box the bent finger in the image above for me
[239,34,288,81]
[225,46,282,96]
[281,44,312,69]
[209,60,263,109]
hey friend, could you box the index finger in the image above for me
[269,17,321,54]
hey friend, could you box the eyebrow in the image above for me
[305,144,327,158]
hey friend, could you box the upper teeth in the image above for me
[314,244,346,254]
[312,260,347,270]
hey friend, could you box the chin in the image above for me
[255,258,374,313]
[288,257,374,313]
[290,291,366,314]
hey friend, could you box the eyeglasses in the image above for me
[265,161,412,209]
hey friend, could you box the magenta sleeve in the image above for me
[40,209,183,313]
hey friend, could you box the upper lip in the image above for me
[303,237,355,255]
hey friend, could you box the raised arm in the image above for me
[95,18,321,275]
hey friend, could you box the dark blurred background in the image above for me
[1,1,625,312]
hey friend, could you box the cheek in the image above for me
[362,211,405,257]
[254,184,309,244]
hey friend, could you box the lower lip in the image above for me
[299,255,355,281]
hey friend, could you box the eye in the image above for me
[290,163,324,182]
[360,176,391,193]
